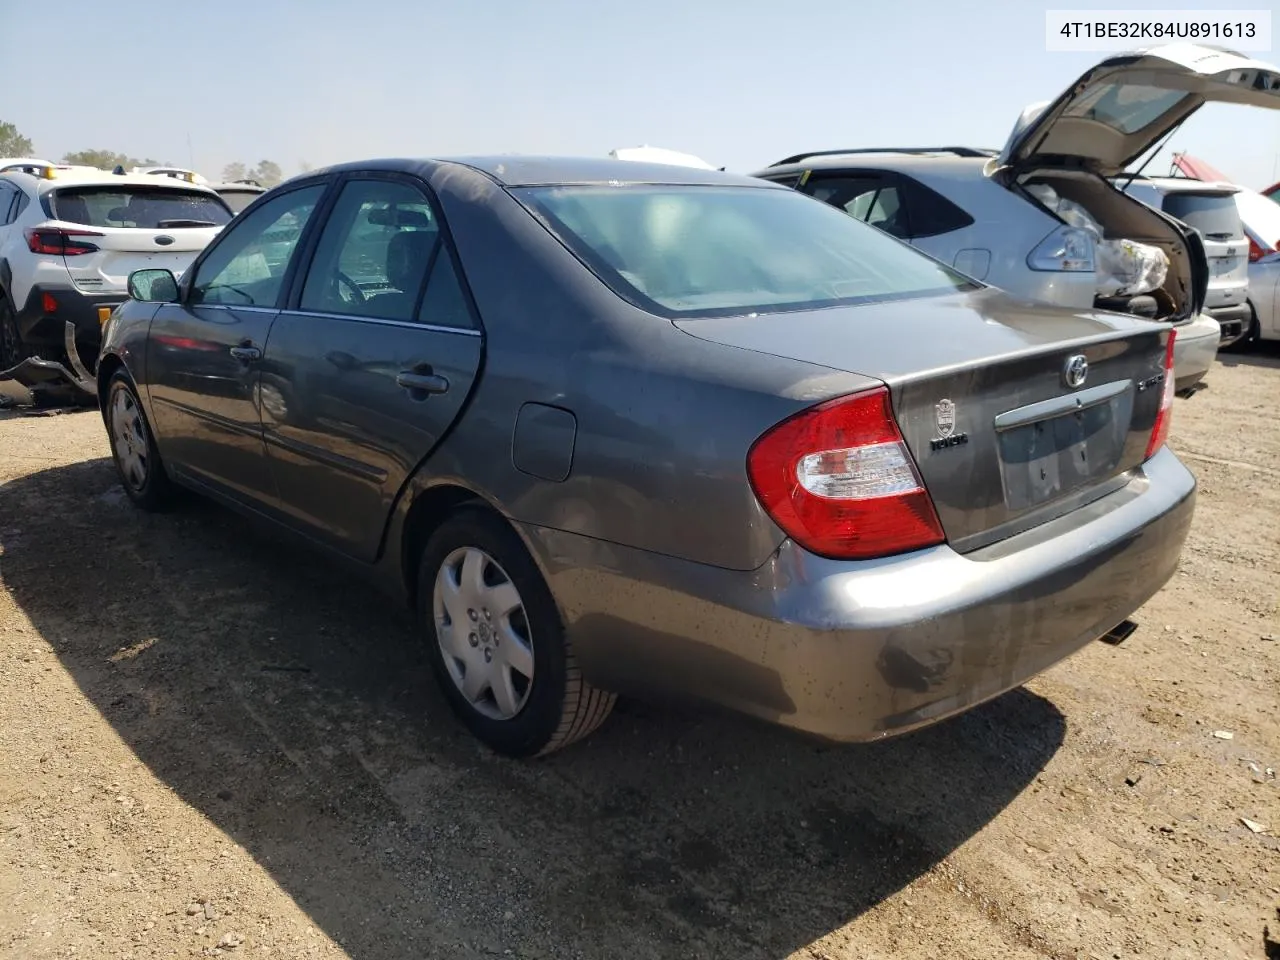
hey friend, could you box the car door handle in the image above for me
[229,344,261,362]
[396,370,450,396]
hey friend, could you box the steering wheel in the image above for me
[334,270,365,305]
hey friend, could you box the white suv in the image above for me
[754,43,1280,392]
[1120,176,1251,344]
[0,160,232,372]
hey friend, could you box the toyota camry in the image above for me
[97,157,1195,757]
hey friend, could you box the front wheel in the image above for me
[105,371,174,510]
[417,507,615,757]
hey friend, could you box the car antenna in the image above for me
[1118,119,1186,192]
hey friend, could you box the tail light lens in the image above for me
[1027,225,1096,272]
[746,387,945,560]
[1144,329,1177,460]
[1247,235,1275,262]
[25,227,102,256]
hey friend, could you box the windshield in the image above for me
[217,189,264,214]
[515,184,976,318]
[1161,192,1244,241]
[50,186,232,228]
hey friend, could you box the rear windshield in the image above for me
[1062,83,1189,134]
[515,184,976,318]
[1161,193,1244,241]
[50,186,232,229]
[217,189,264,214]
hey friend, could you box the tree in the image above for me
[0,121,34,158]
[298,159,313,174]
[252,160,283,187]
[222,162,247,182]
[62,150,158,170]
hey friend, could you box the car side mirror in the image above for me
[128,268,180,303]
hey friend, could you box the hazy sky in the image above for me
[3,0,1278,187]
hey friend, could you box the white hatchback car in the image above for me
[0,160,232,372]
[755,43,1280,392]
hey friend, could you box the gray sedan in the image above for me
[98,157,1196,757]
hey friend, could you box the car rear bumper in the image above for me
[1171,313,1220,391]
[1203,303,1252,345]
[520,445,1196,742]
[15,284,124,352]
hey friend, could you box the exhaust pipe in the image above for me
[1099,619,1139,646]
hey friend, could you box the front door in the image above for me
[146,183,327,505]
[259,175,482,561]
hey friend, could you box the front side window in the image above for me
[50,186,232,229]
[1062,83,1189,134]
[190,184,325,307]
[517,184,976,317]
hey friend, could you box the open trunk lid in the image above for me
[677,288,1171,552]
[999,43,1280,175]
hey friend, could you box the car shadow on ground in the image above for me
[1,456,1067,960]
[1216,339,1280,371]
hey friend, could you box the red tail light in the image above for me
[746,387,945,560]
[25,227,102,256]
[1248,235,1275,262]
[1144,330,1177,460]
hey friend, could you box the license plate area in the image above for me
[1210,256,1241,277]
[997,392,1132,512]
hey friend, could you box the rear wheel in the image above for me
[106,371,174,510]
[0,296,34,370]
[417,507,615,757]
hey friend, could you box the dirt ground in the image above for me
[1,348,1277,960]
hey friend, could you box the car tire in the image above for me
[417,507,615,757]
[105,370,174,511]
[0,295,34,370]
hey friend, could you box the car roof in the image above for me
[207,181,267,192]
[313,156,772,189]
[0,167,223,195]
[757,151,992,177]
[1123,175,1241,195]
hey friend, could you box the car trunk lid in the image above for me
[45,183,228,295]
[999,44,1280,175]
[676,288,1171,552]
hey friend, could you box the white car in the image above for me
[207,179,267,215]
[1234,185,1280,344]
[1119,176,1252,345]
[0,160,232,373]
[755,43,1280,391]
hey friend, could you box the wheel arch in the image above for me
[399,481,503,609]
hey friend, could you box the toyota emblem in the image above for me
[1063,354,1089,389]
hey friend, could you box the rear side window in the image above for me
[805,174,973,240]
[517,184,977,318]
[1161,193,1244,241]
[50,187,232,229]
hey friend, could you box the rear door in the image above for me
[260,174,483,562]
[46,184,230,296]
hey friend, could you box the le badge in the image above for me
[930,398,968,452]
